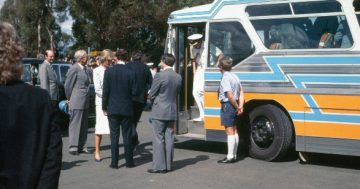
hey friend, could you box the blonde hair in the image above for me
[0,22,24,85]
[101,49,114,61]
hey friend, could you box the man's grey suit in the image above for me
[64,63,91,152]
[148,68,182,171]
[39,61,59,101]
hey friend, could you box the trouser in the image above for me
[132,101,145,145]
[68,109,89,152]
[192,68,204,118]
[151,119,175,171]
[108,114,134,166]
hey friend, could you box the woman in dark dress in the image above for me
[0,22,62,189]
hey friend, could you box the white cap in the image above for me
[187,33,203,41]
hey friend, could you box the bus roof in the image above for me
[168,0,280,24]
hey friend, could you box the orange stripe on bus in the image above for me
[313,95,360,114]
[301,122,360,140]
[204,116,222,130]
[205,92,307,112]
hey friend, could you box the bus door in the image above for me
[173,24,206,137]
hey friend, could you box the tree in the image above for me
[0,0,71,57]
[68,0,212,62]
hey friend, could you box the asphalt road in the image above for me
[59,111,360,189]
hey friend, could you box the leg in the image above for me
[78,109,89,151]
[132,102,144,146]
[68,109,82,152]
[120,116,134,166]
[108,115,121,167]
[225,126,237,160]
[192,69,204,121]
[165,121,175,171]
[151,119,167,170]
[95,134,102,160]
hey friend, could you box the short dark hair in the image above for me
[131,51,143,61]
[115,48,128,61]
[161,53,176,67]
[218,56,233,71]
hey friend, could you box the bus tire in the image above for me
[248,104,293,161]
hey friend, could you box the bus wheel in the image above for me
[248,104,293,161]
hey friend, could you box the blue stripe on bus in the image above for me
[204,56,360,125]
[169,0,273,22]
[205,56,360,82]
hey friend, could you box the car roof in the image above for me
[22,58,69,65]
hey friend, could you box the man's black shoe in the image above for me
[69,151,79,156]
[109,164,119,169]
[217,157,236,163]
[147,169,167,174]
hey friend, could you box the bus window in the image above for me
[251,16,353,49]
[292,0,342,14]
[356,0,360,27]
[245,3,291,17]
[208,21,254,67]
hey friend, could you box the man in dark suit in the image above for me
[102,59,137,169]
[64,50,92,155]
[126,51,153,148]
[148,53,182,173]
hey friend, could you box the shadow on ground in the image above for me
[299,153,360,170]
[62,160,88,170]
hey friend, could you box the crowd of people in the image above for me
[0,21,244,188]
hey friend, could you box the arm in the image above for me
[237,88,244,115]
[39,65,49,91]
[64,67,77,100]
[37,95,62,188]
[93,69,103,98]
[102,70,110,113]
[148,73,161,102]
[145,68,153,98]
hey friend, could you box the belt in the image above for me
[220,100,229,103]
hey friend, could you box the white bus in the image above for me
[165,0,360,162]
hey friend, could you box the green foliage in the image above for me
[68,0,212,62]
[0,0,73,57]
[1,0,212,60]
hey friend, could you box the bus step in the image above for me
[187,120,205,135]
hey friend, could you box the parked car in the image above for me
[21,58,96,128]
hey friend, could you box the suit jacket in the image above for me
[102,64,137,116]
[0,81,62,189]
[149,68,182,120]
[39,61,59,101]
[64,63,91,110]
[126,61,153,104]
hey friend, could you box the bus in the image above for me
[165,0,360,162]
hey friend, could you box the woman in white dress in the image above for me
[93,49,113,161]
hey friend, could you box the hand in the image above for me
[236,107,243,116]
[103,110,108,116]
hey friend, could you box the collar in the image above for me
[117,61,125,65]
[44,60,51,65]
[163,66,173,70]
[77,63,84,69]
